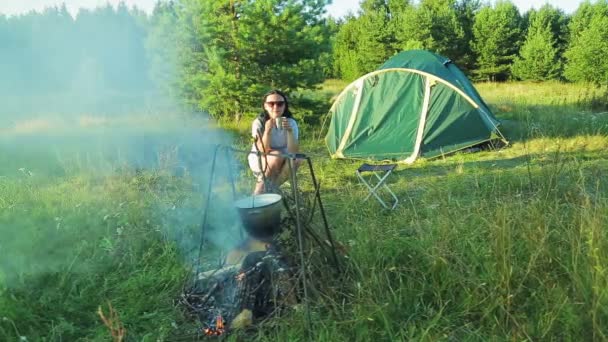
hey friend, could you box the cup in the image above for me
[275,117,283,130]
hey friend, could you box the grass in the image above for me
[1,81,608,340]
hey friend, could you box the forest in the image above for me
[1,0,607,119]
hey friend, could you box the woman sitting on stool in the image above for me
[248,89,300,194]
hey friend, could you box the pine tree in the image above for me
[320,17,339,79]
[471,0,522,81]
[333,15,365,81]
[511,22,561,81]
[568,0,607,40]
[179,0,331,119]
[511,5,564,81]
[454,0,481,73]
[535,5,569,60]
[393,0,465,64]
[333,0,396,81]
[333,0,475,80]
[564,14,608,85]
[356,0,396,73]
[564,0,608,85]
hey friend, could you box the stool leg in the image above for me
[380,182,399,209]
[359,172,381,201]
[372,172,394,209]
[379,171,399,209]
[357,170,398,210]
[361,172,389,209]
[356,171,376,201]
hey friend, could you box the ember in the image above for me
[203,315,225,336]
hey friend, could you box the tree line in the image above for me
[1,0,607,118]
[335,0,608,85]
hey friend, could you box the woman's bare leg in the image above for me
[275,159,302,188]
[253,181,265,194]
[253,153,285,194]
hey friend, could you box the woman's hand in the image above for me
[264,118,275,132]
[281,118,292,132]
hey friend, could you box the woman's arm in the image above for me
[255,119,275,153]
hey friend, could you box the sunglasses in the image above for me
[265,101,285,107]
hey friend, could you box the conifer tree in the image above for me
[333,15,364,81]
[333,0,476,80]
[333,0,396,81]
[536,5,569,60]
[356,0,396,73]
[454,0,481,73]
[564,0,608,85]
[320,17,339,78]
[568,0,607,40]
[564,14,608,85]
[179,0,331,119]
[393,0,465,64]
[511,5,564,81]
[471,0,522,81]
[511,23,561,80]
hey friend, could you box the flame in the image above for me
[203,315,225,336]
[216,315,225,330]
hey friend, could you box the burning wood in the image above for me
[197,264,240,281]
[203,315,225,336]
[180,240,297,336]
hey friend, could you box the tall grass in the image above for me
[1,81,608,340]
[0,166,190,340]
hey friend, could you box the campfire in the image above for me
[181,235,298,336]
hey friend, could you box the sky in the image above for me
[0,0,587,19]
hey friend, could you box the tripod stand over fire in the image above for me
[179,147,342,336]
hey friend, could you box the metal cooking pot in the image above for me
[234,194,282,240]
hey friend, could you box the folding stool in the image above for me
[355,163,399,210]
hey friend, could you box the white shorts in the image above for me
[248,150,286,180]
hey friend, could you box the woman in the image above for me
[248,90,299,194]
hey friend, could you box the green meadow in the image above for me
[1,81,608,341]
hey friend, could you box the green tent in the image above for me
[325,50,507,163]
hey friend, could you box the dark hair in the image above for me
[257,89,293,123]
